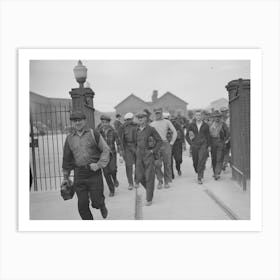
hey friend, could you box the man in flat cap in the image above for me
[98,114,124,197]
[113,113,123,137]
[134,111,162,206]
[209,110,229,180]
[119,112,138,190]
[220,107,231,171]
[62,110,111,220]
[150,107,177,189]
[186,110,210,184]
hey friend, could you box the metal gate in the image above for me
[30,104,73,191]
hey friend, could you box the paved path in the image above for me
[30,151,249,220]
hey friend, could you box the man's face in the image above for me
[155,112,162,120]
[215,117,221,122]
[195,112,202,121]
[138,116,146,125]
[73,118,86,131]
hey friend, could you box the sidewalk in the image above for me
[30,151,250,220]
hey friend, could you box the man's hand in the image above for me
[208,147,211,153]
[183,143,186,151]
[189,131,195,141]
[90,163,100,171]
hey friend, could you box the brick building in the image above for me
[114,90,188,119]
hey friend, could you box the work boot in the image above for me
[114,179,119,188]
[100,204,108,219]
[214,175,221,180]
[198,178,203,184]
[128,184,134,190]
[164,183,171,189]
[157,182,163,189]
[145,201,152,206]
[109,192,114,197]
[178,170,182,176]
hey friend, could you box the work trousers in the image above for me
[222,141,231,168]
[171,140,183,177]
[74,167,105,220]
[211,138,224,176]
[155,142,172,184]
[191,144,208,180]
[135,150,155,202]
[124,144,136,185]
[103,153,117,194]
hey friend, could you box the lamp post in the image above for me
[69,60,95,128]
[73,60,87,88]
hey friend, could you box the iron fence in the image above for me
[30,104,73,191]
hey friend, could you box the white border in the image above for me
[19,48,262,232]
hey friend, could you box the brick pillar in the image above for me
[69,86,95,129]
[226,79,250,190]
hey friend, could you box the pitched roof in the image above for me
[156,91,188,105]
[114,93,148,109]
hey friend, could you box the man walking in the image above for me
[119,112,138,190]
[220,107,231,170]
[98,114,123,196]
[209,111,229,180]
[62,111,110,220]
[169,114,185,178]
[134,111,162,206]
[186,110,210,184]
[150,107,177,189]
[113,113,123,137]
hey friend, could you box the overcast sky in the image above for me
[30,60,250,112]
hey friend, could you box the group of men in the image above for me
[62,106,230,220]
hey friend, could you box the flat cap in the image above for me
[70,110,86,120]
[212,110,222,117]
[124,112,134,120]
[136,111,148,118]
[153,107,163,113]
[100,114,111,121]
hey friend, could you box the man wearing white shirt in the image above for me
[150,107,177,189]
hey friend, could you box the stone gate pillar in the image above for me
[226,78,250,190]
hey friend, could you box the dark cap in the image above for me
[116,113,121,118]
[100,114,111,121]
[153,107,163,114]
[136,111,148,118]
[212,110,222,117]
[70,110,86,120]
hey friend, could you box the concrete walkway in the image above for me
[30,151,250,220]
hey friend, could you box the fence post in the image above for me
[30,112,37,191]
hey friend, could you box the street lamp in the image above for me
[73,60,87,88]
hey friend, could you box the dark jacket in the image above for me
[186,121,210,147]
[136,125,163,156]
[120,121,138,148]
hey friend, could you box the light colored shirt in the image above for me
[150,119,177,145]
[62,128,110,170]
[196,121,202,132]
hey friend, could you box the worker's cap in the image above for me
[70,110,86,120]
[220,106,228,112]
[143,109,151,116]
[124,112,134,120]
[162,112,170,119]
[100,114,111,121]
[136,111,148,118]
[153,107,163,114]
[212,110,222,117]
